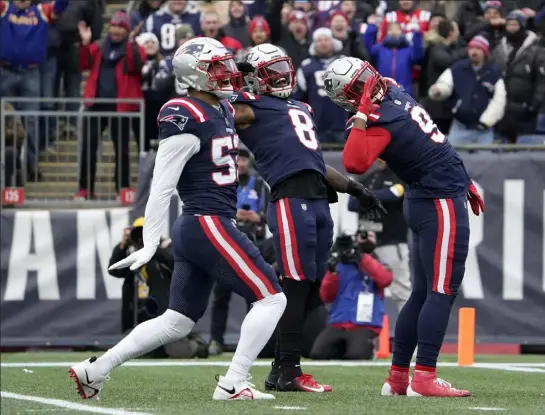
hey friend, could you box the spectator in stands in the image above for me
[137,33,167,149]
[130,0,163,29]
[536,7,545,135]
[0,0,69,181]
[244,0,268,19]
[490,11,545,142]
[294,28,347,143]
[419,12,446,103]
[311,232,393,360]
[328,10,370,61]
[378,0,431,41]
[429,35,506,145]
[3,102,25,187]
[422,20,467,134]
[200,10,243,54]
[155,24,195,97]
[75,12,146,200]
[235,16,271,61]
[222,0,251,48]
[268,1,311,69]
[145,0,201,57]
[55,0,105,129]
[462,0,506,50]
[368,22,424,96]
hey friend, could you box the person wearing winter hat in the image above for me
[429,34,506,145]
[489,10,545,142]
[235,17,272,62]
[222,0,251,48]
[462,0,506,50]
[293,27,347,142]
[268,1,311,69]
[328,10,370,61]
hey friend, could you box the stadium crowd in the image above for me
[1,0,545,196]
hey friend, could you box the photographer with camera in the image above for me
[108,217,174,334]
[209,148,270,355]
[348,160,411,311]
[310,231,393,360]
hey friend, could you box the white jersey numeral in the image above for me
[410,106,445,143]
[211,135,239,186]
[288,108,319,150]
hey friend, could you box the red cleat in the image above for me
[277,373,332,392]
[407,371,471,397]
[381,368,409,396]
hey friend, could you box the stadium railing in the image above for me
[0,97,145,206]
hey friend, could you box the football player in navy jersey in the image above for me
[69,38,287,402]
[323,57,485,398]
[231,43,385,393]
[145,0,201,56]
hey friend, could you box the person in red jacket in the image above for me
[310,231,393,360]
[200,10,242,54]
[75,11,146,200]
[378,0,430,41]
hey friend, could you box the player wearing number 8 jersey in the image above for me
[69,38,287,402]
[231,44,385,393]
[323,57,485,398]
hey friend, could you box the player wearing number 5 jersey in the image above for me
[69,38,286,402]
[231,44,385,393]
[323,57,485,398]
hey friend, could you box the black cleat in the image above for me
[264,361,280,391]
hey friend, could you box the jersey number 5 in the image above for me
[410,106,445,143]
[212,135,239,186]
[288,109,319,150]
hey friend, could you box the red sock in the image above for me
[391,365,409,373]
[414,364,436,373]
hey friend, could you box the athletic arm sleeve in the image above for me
[142,134,200,250]
[342,126,391,174]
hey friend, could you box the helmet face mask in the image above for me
[172,38,242,99]
[244,44,295,99]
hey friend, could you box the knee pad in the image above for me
[255,292,287,312]
[162,309,195,339]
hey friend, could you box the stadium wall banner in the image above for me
[1,153,544,346]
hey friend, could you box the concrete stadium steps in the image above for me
[40,170,138,183]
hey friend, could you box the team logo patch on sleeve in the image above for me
[160,114,189,132]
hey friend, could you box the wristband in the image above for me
[354,112,368,122]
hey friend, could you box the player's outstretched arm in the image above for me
[109,134,200,271]
[325,165,386,221]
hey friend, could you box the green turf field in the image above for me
[1,352,544,414]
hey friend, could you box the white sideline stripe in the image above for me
[2,361,545,371]
[468,408,506,412]
[0,391,153,415]
[274,406,307,411]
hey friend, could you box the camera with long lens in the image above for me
[334,234,360,264]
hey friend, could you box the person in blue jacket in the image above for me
[368,21,425,96]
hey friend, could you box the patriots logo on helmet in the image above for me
[180,43,204,57]
[160,114,189,132]
[324,77,334,93]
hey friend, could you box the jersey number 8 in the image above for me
[212,135,239,186]
[160,23,182,51]
[288,109,319,150]
[410,106,446,143]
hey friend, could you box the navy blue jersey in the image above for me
[158,97,238,217]
[346,84,470,199]
[145,8,201,56]
[231,92,327,189]
[293,57,348,136]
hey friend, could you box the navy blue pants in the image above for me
[267,198,334,281]
[393,195,470,369]
[168,215,281,322]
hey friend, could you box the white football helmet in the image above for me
[242,43,295,99]
[322,57,387,112]
[172,37,241,99]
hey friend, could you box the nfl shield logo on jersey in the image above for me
[159,114,189,132]
[301,203,307,211]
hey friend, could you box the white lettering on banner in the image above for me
[4,211,59,301]
[462,181,485,299]
[76,209,129,300]
[503,180,524,300]
[329,192,359,237]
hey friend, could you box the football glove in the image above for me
[108,246,157,271]
[347,179,387,221]
[467,182,485,216]
[357,76,380,119]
